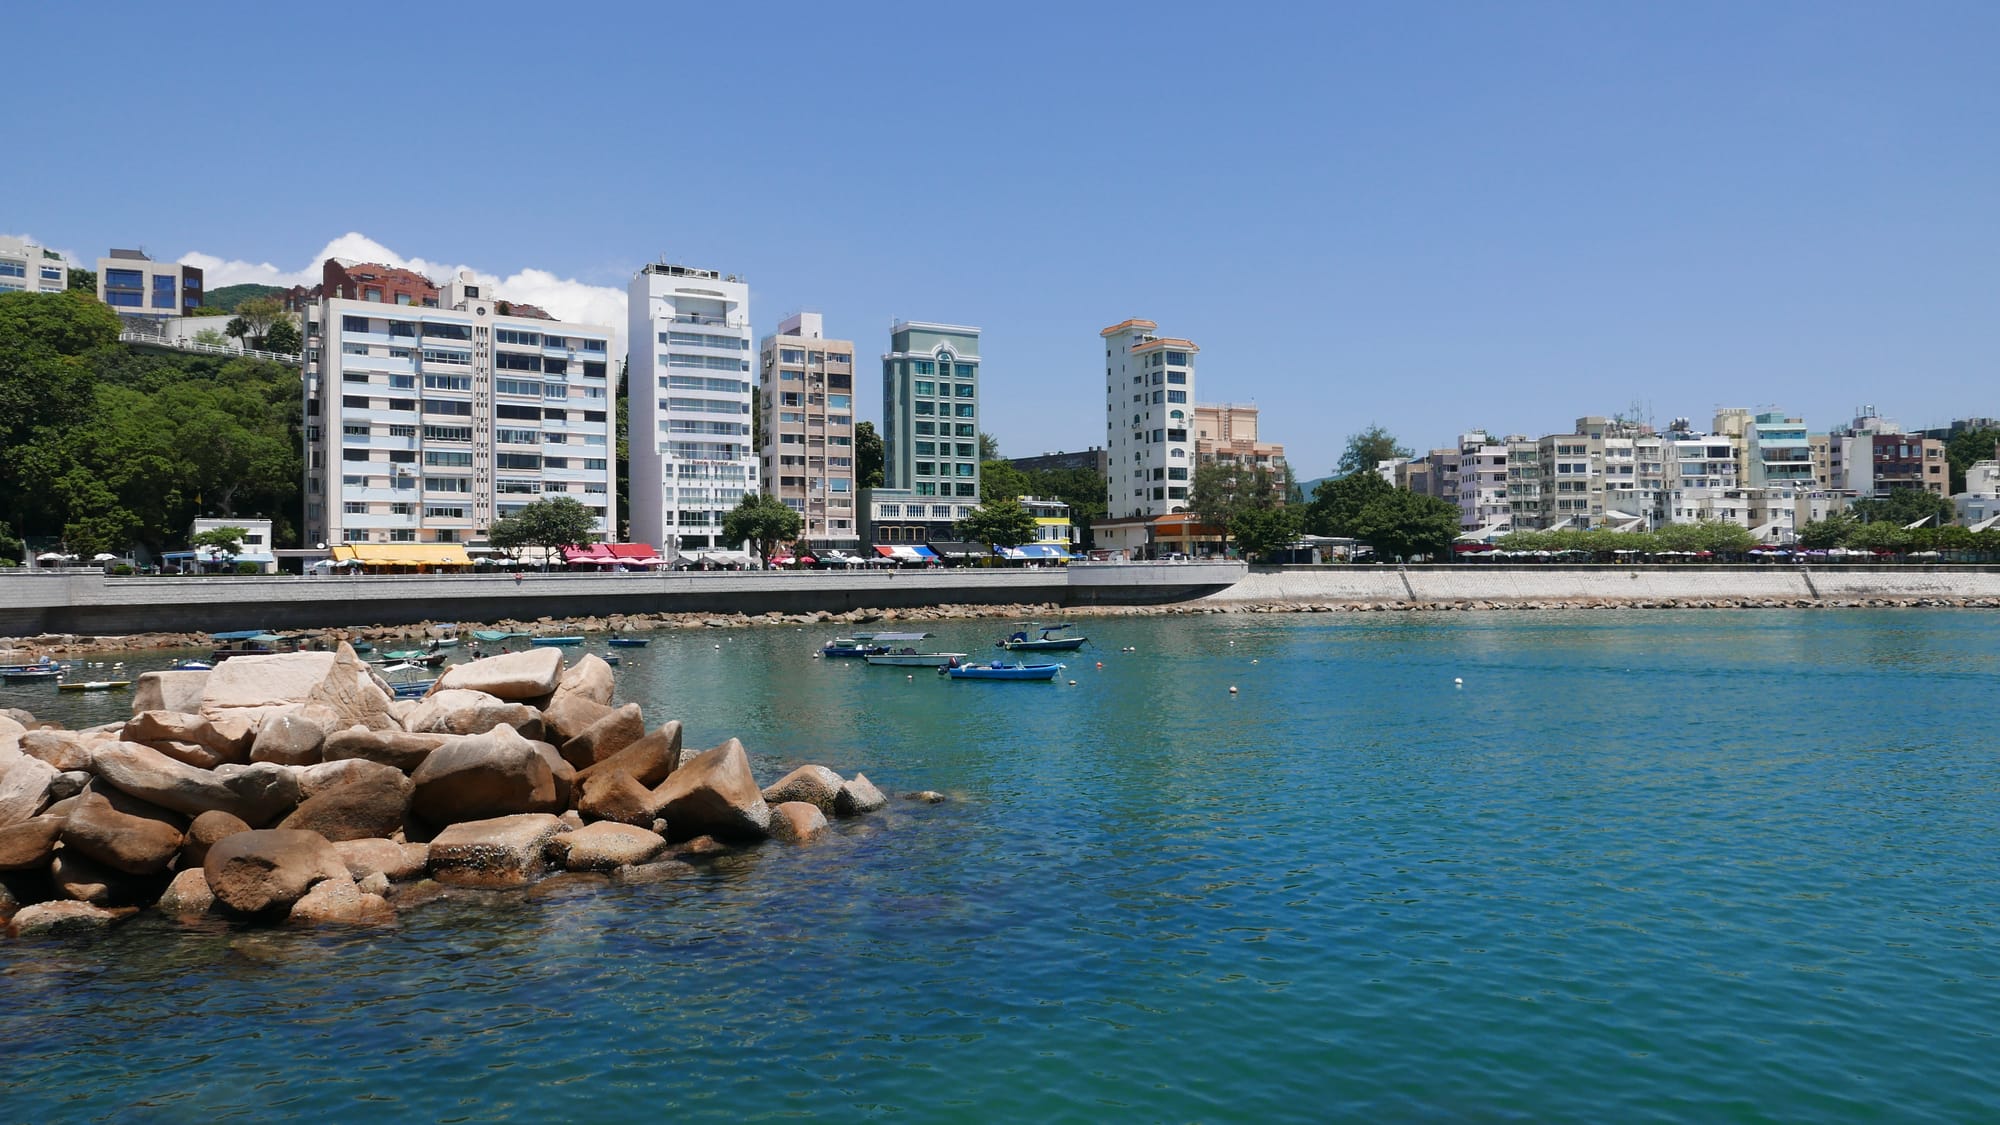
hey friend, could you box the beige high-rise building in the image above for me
[758,312,858,549]
[1192,403,1287,475]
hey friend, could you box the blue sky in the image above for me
[9,2,1998,475]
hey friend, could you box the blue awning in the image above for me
[1000,544,1071,560]
[909,545,938,560]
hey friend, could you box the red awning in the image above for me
[562,544,615,564]
[608,543,662,565]
[875,545,896,558]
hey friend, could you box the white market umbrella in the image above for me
[92,553,120,562]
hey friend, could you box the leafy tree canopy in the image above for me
[955,497,1038,550]
[263,317,302,354]
[721,492,803,564]
[980,459,1028,502]
[978,432,1001,462]
[1351,490,1462,561]
[1231,505,1302,561]
[1336,424,1413,478]
[67,267,96,294]
[488,496,600,566]
[855,421,885,489]
[202,283,285,313]
[1850,487,1955,529]
[190,525,249,555]
[1305,470,1393,537]
[1945,427,2000,493]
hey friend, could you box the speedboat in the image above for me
[431,633,461,648]
[377,662,437,698]
[824,631,930,658]
[58,680,130,693]
[865,647,970,667]
[377,649,447,667]
[531,636,585,647]
[997,622,1088,652]
[941,659,1065,681]
[171,659,214,671]
[2,666,65,684]
[607,636,650,647]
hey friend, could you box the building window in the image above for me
[956,384,974,397]
[954,404,975,418]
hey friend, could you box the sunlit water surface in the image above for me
[3,610,1998,1121]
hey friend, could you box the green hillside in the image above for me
[203,282,285,312]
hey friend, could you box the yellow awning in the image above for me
[331,543,473,567]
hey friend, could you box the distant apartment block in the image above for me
[285,259,441,312]
[0,236,69,294]
[864,321,983,546]
[1193,403,1287,476]
[759,312,858,549]
[303,267,615,547]
[97,248,202,316]
[1009,448,1110,476]
[628,264,757,555]
[1825,407,1947,498]
[1097,319,1198,556]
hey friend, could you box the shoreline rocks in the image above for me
[0,645,925,941]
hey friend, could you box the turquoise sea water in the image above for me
[4,610,1999,1121]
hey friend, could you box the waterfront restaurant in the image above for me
[329,542,474,573]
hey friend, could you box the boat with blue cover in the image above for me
[2,665,66,684]
[473,629,531,643]
[607,637,650,647]
[531,636,585,647]
[997,622,1088,653]
[940,659,1065,681]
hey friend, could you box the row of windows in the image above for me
[914,402,977,417]
[906,361,977,378]
[877,505,971,518]
[667,353,750,372]
[665,331,748,350]
[663,375,750,395]
[914,462,978,478]
[903,482,978,498]
[911,421,979,438]
[914,442,978,457]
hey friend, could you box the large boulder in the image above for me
[93,743,301,826]
[541,693,612,747]
[0,754,57,828]
[20,730,96,773]
[574,720,682,788]
[553,653,615,706]
[51,851,164,907]
[157,868,216,915]
[403,690,544,741]
[123,711,252,766]
[761,765,845,813]
[198,648,396,732]
[288,873,395,925]
[8,900,125,938]
[408,725,562,826]
[551,822,665,872]
[576,769,654,827]
[834,773,889,818]
[558,703,644,771]
[648,739,770,842]
[0,815,66,871]
[320,730,448,774]
[277,770,411,842]
[250,711,327,766]
[130,669,209,716]
[60,789,186,875]
[333,838,429,882]
[767,801,830,845]
[430,648,565,703]
[0,713,24,742]
[202,829,348,915]
[427,813,567,887]
[180,809,251,868]
[291,757,408,801]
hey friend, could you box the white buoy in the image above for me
[1251,658,1259,664]
[1454,677,1464,686]
[1229,685,1238,694]
[907,674,913,681]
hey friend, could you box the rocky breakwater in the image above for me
[0,645,906,939]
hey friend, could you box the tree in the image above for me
[1305,470,1393,537]
[955,497,1038,557]
[1230,505,1301,561]
[188,305,230,318]
[855,421,885,489]
[1851,488,1956,530]
[1945,427,2000,494]
[262,316,302,355]
[978,432,1002,462]
[0,525,22,564]
[192,327,229,347]
[190,525,249,558]
[232,296,284,346]
[489,496,600,568]
[1350,490,1461,561]
[1336,424,1412,478]
[721,492,803,565]
[1191,463,1283,553]
[67,267,96,295]
[980,459,1028,501]
[1797,511,1858,549]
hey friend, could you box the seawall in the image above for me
[1202,564,2000,606]
[0,561,1248,636]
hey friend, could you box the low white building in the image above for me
[1956,460,2000,528]
[166,518,277,573]
[0,235,68,294]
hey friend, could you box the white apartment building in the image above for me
[1452,431,1511,534]
[758,312,858,549]
[628,264,756,555]
[0,236,68,294]
[1097,319,1198,556]
[303,269,615,546]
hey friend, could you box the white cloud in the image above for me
[179,232,630,356]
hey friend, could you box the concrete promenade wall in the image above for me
[0,561,1246,636]
[1204,565,2000,605]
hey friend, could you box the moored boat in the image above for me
[58,680,131,693]
[2,667,65,684]
[473,629,531,643]
[377,650,448,667]
[607,636,650,647]
[940,659,1065,681]
[531,636,585,647]
[864,647,971,667]
[997,622,1088,652]
[823,631,931,658]
[377,662,438,698]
